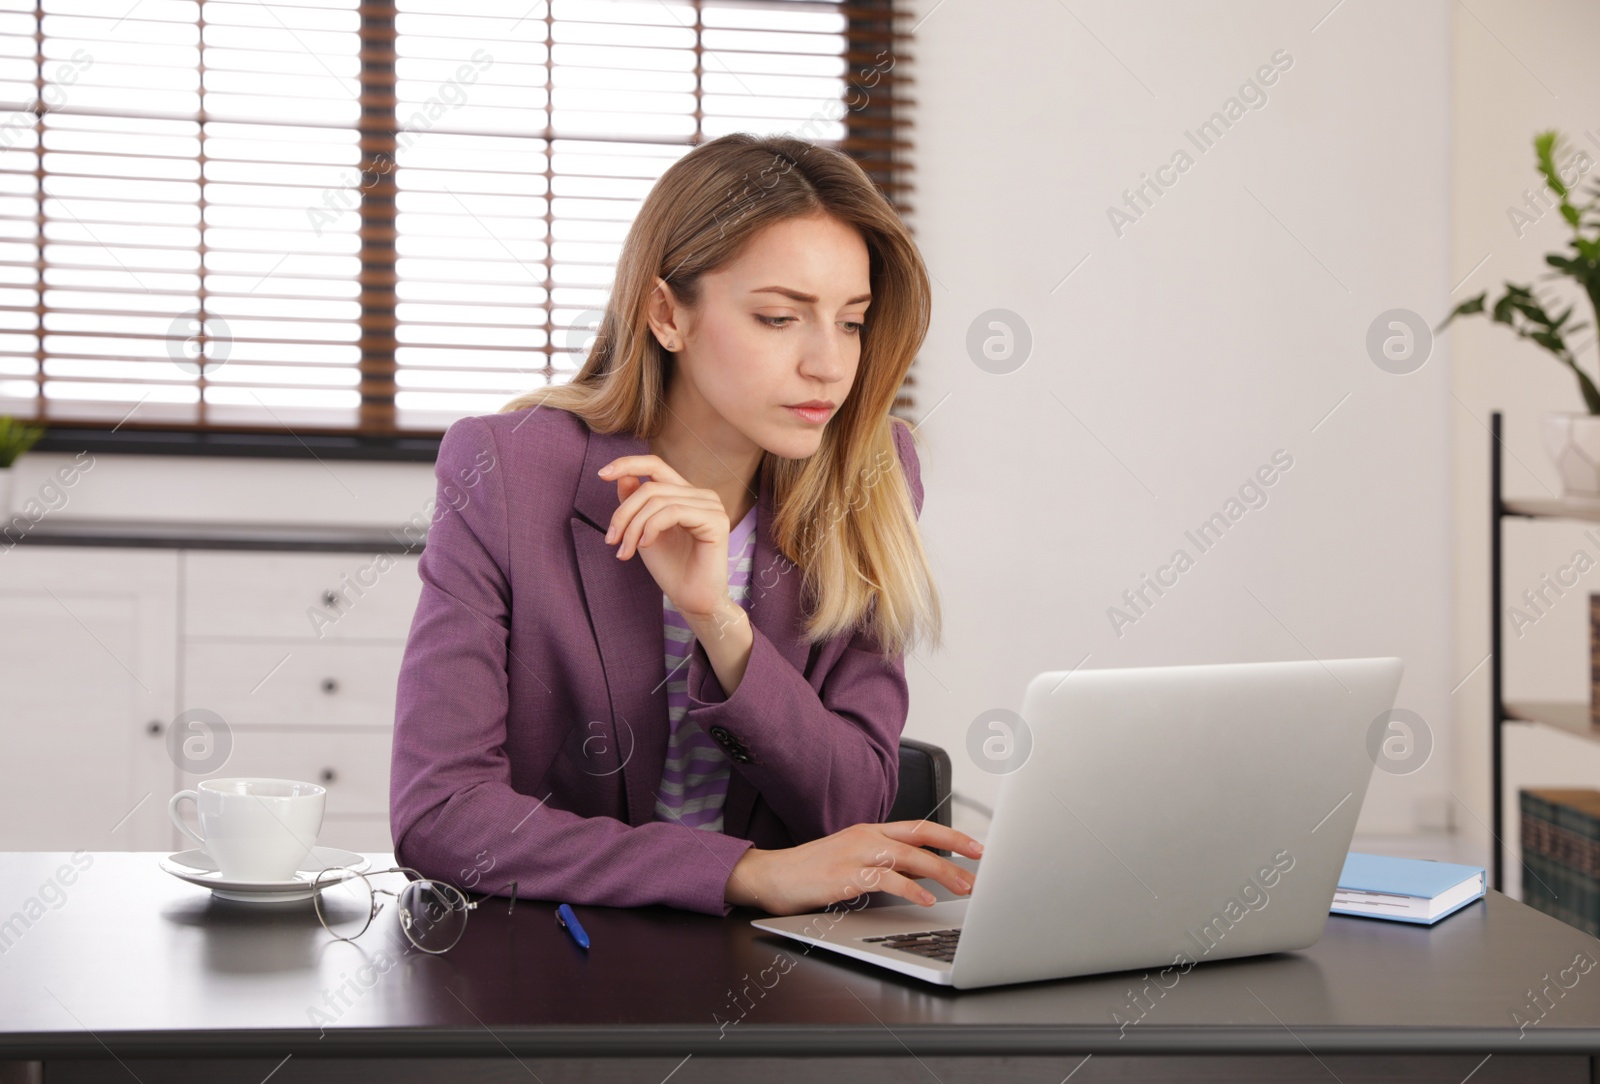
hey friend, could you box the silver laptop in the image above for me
[751,656,1404,989]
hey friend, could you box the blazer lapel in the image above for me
[570,422,811,843]
[571,425,665,829]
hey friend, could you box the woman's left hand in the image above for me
[598,455,734,620]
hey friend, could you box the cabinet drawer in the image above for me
[183,641,402,729]
[183,728,393,818]
[184,551,422,640]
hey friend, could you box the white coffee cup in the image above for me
[168,778,326,882]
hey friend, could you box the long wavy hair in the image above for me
[498,132,939,657]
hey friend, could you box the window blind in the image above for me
[0,0,912,438]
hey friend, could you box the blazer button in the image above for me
[708,725,730,745]
[732,750,753,764]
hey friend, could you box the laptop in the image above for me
[751,656,1405,989]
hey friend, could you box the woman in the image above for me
[391,133,983,918]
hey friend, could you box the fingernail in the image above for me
[959,879,972,893]
[972,841,984,855]
[605,526,616,542]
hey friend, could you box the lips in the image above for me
[786,402,834,424]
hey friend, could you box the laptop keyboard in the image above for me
[861,927,962,963]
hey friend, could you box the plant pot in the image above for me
[1541,412,1600,498]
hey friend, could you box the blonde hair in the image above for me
[500,132,939,657]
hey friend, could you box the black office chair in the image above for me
[888,736,953,856]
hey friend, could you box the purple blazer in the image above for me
[390,405,926,916]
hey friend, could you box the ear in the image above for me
[645,276,686,352]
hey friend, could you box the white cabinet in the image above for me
[0,548,177,851]
[177,551,420,853]
[183,551,422,641]
[0,544,419,855]
[182,641,404,730]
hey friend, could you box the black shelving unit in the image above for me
[1489,409,1600,892]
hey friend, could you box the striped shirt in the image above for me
[653,501,758,833]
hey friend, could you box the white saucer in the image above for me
[159,847,372,903]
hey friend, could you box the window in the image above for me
[0,0,911,441]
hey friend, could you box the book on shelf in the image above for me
[1519,787,1600,938]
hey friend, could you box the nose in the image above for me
[797,321,852,385]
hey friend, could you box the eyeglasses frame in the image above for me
[311,864,519,955]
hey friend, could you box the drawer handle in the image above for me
[320,768,337,784]
[321,678,339,695]
[146,720,163,736]
[321,590,340,610]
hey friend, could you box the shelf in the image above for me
[1501,699,1600,746]
[1484,412,1600,893]
[1502,495,1600,523]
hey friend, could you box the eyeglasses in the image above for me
[312,866,518,955]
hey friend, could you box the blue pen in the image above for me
[555,902,590,950]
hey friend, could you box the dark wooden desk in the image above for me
[0,852,1597,1083]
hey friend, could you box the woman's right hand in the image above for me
[723,821,984,915]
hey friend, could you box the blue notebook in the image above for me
[1329,852,1487,925]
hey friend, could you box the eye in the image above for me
[842,321,865,335]
[756,315,795,328]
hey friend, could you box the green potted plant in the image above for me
[0,416,45,515]
[1439,129,1600,497]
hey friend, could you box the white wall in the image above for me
[1449,0,1600,894]
[904,0,1455,838]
